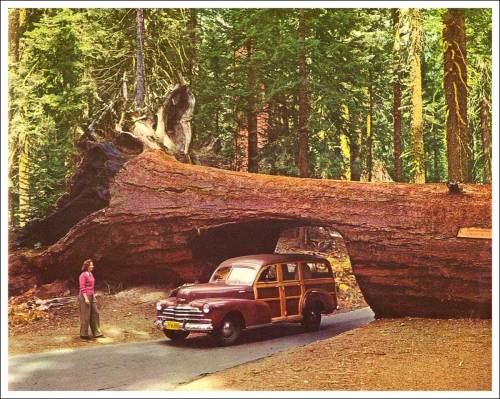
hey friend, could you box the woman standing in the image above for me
[79,259,104,339]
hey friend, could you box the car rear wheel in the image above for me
[302,305,322,332]
[213,315,243,346]
[164,330,190,341]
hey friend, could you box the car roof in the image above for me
[217,253,329,269]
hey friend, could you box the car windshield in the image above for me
[210,265,257,285]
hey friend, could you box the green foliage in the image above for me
[8,7,493,227]
[10,9,89,225]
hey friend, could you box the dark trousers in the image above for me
[79,294,102,337]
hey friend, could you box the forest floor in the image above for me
[8,234,491,391]
[9,233,366,356]
[176,317,492,391]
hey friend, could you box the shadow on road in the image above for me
[160,309,371,349]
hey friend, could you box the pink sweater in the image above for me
[79,272,95,296]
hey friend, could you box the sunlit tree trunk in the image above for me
[392,9,403,182]
[409,9,425,183]
[18,141,30,227]
[443,9,471,182]
[135,8,145,110]
[480,99,491,183]
[8,9,20,63]
[297,8,309,178]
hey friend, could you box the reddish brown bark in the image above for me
[366,79,374,181]
[10,145,491,318]
[392,9,403,182]
[480,99,491,183]
[135,8,145,110]
[443,9,472,182]
[297,9,309,178]
[245,39,258,173]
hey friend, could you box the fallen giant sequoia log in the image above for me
[10,147,491,318]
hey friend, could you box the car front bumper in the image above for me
[155,317,214,332]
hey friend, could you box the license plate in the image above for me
[165,321,181,330]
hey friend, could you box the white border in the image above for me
[1,1,498,398]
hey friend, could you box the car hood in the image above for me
[176,283,253,302]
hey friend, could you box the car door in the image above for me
[280,262,302,319]
[254,264,282,320]
[300,262,336,300]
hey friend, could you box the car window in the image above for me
[302,262,332,279]
[226,266,257,285]
[210,266,231,282]
[281,263,298,281]
[258,265,277,282]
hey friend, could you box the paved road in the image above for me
[9,307,374,391]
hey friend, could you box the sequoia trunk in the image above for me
[246,38,258,173]
[297,8,309,178]
[409,9,425,183]
[10,145,491,319]
[392,9,403,182]
[443,9,472,183]
[480,98,491,183]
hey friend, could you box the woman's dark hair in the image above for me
[81,259,93,272]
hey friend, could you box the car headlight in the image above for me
[156,303,163,311]
[202,303,210,314]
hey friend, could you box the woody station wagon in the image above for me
[155,253,338,345]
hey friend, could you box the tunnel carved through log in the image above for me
[9,149,491,318]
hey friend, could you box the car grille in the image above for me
[160,306,208,323]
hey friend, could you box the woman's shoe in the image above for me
[94,334,105,338]
[80,335,91,340]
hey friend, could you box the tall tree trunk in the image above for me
[480,98,491,183]
[392,9,403,182]
[297,9,309,178]
[297,9,310,246]
[186,9,197,84]
[366,79,374,181]
[349,112,362,181]
[18,141,30,227]
[135,8,145,110]
[409,9,425,183]
[246,38,258,173]
[8,9,20,63]
[443,9,471,183]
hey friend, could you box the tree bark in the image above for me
[8,9,20,63]
[186,9,197,84]
[392,9,403,182]
[10,144,491,319]
[298,9,309,178]
[409,9,425,183]
[349,112,362,181]
[135,8,145,110]
[246,38,258,173]
[443,9,472,183]
[480,98,491,183]
[366,79,374,182]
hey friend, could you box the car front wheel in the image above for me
[302,306,322,332]
[164,330,190,341]
[213,316,242,346]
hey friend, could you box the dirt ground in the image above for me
[8,286,168,355]
[177,317,492,391]
[8,234,491,391]
[8,235,366,356]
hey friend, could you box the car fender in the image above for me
[300,289,336,315]
[189,298,271,329]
